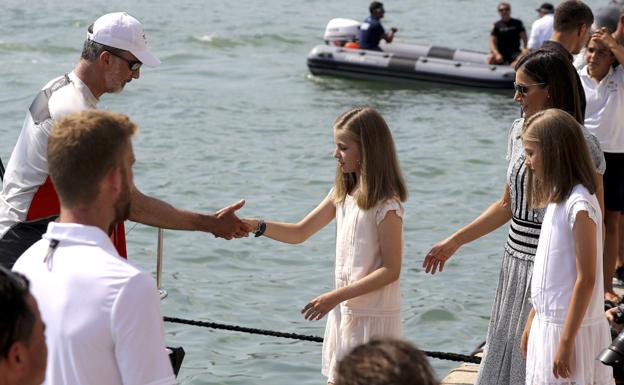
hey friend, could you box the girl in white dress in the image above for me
[520,109,614,385]
[244,107,407,384]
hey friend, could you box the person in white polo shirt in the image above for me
[579,28,624,303]
[528,3,554,49]
[13,110,176,385]
[0,12,250,269]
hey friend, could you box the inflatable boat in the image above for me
[307,19,515,89]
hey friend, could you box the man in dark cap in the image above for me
[528,3,555,49]
[358,1,398,50]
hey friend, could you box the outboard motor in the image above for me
[323,18,361,47]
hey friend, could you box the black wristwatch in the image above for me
[254,220,266,237]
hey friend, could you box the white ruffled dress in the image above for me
[322,191,403,382]
[526,185,614,385]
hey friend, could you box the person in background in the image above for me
[0,267,47,385]
[573,4,623,68]
[487,2,528,65]
[423,49,605,385]
[579,30,624,304]
[0,12,249,269]
[520,109,613,385]
[542,0,594,119]
[13,110,176,385]
[528,3,554,49]
[334,339,439,385]
[244,107,407,385]
[543,0,593,59]
[359,1,398,50]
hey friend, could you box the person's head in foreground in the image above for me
[334,339,439,385]
[0,267,47,385]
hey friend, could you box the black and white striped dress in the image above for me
[475,118,606,385]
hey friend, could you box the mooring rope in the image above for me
[163,316,481,364]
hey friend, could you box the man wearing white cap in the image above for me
[0,12,250,268]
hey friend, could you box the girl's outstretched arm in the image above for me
[302,209,403,321]
[244,195,336,244]
[423,183,512,274]
[553,210,597,379]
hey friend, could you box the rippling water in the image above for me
[0,0,607,383]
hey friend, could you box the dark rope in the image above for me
[163,316,481,364]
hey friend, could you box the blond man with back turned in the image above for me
[13,110,176,385]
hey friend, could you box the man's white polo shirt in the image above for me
[581,64,624,153]
[13,222,175,385]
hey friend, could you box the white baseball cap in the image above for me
[87,12,160,67]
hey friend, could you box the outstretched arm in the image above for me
[301,209,403,320]
[244,194,336,244]
[423,183,512,274]
[129,186,251,240]
[553,211,597,379]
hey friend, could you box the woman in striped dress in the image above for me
[422,49,605,385]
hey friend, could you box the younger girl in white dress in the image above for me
[520,109,614,385]
[245,107,407,384]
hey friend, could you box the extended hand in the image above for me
[422,237,460,274]
[301,291,342,321]
[213,200,252,239]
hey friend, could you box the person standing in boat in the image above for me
[487,2,528,65]
[423,49,605,385]
[244,107,407,385]
[0,12,249,269]
[527,3,554,50]
[520,109,614,385]
[358,2,398,51]
[13,110,176,385]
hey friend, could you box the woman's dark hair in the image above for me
[0,267,35,358]
[514,49,584,124]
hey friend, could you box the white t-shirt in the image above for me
[13,222,175,385]
[0,72,97,237]
[528,14,554,50]
[580,65,624,153]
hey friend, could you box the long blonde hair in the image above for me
[522,109,596,208]
[333,107,407,209]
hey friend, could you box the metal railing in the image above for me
[156,228,167,300]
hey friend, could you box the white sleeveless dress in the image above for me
[322,191,403,382]
[526,185,614,385]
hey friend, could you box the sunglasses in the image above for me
[106,50,142,71]
[498,7,510,12]
[513,82,546,95]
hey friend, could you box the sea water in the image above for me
[0,0,606,383]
